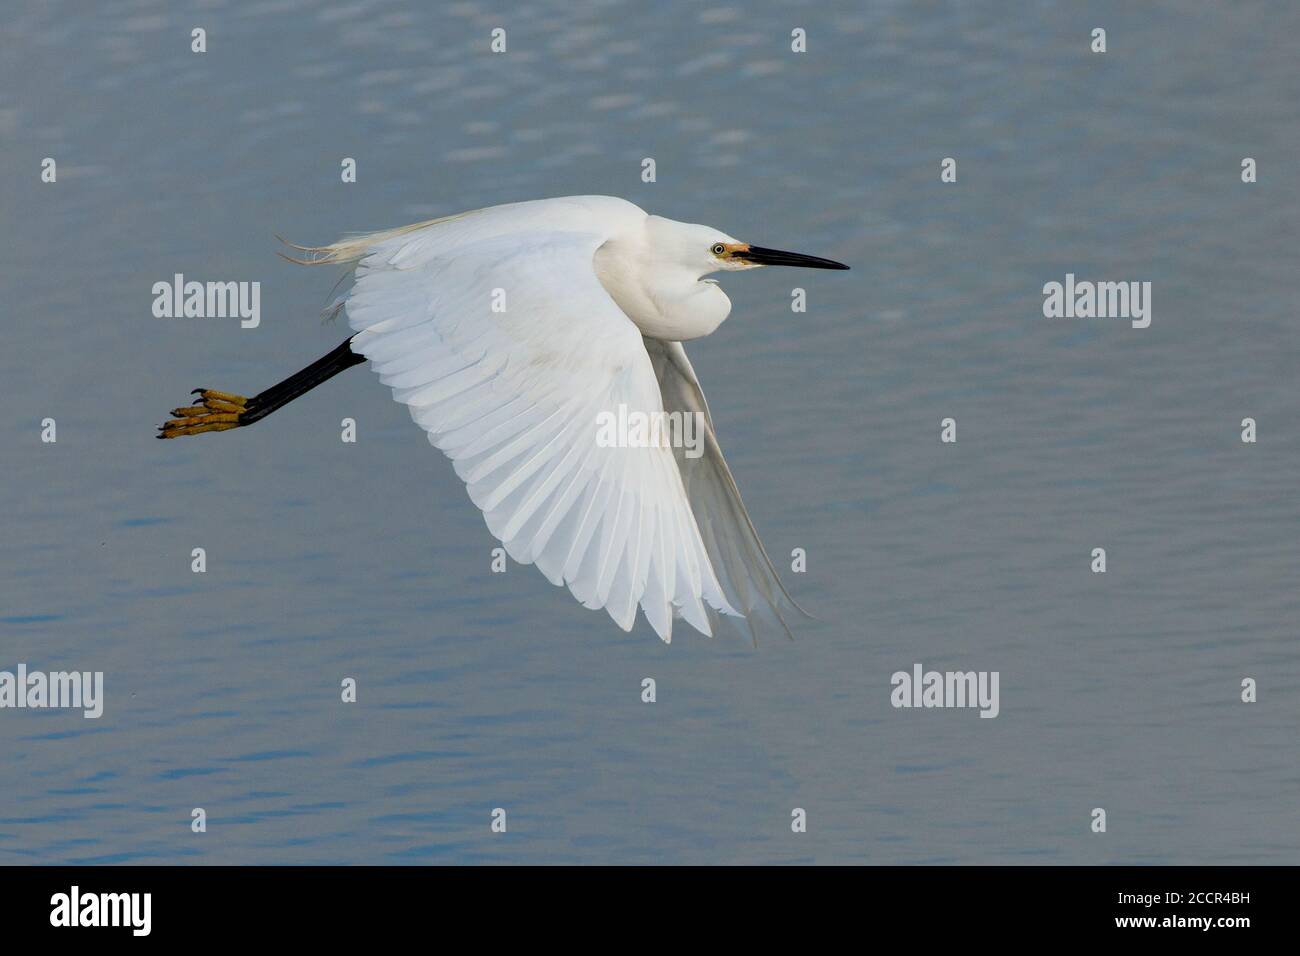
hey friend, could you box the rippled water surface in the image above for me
[2,0,1298,864]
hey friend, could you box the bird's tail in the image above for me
[275,210,476,266]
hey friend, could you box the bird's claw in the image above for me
[157,389,250,438]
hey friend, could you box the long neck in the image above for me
[649,277,731,341]
[596,243,731,340]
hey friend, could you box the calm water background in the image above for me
[2,0,1298,864]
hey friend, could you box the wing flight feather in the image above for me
[642,337,810,641]
[338,216,739,641]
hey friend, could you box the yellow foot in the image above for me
[157,388,250,439]
[193,388,248,409]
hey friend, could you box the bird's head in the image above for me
[647,216,849,278]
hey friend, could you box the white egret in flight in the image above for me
[158,196,848,642]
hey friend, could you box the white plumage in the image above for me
[303,196,845,642]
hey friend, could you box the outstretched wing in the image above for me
[340,223,738,641]
[642,337,810,641]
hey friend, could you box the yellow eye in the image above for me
[711,243,726,256]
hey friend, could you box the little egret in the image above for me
[157,196,848,642]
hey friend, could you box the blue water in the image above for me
[2,0,1298,864]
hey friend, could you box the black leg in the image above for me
[158,335,365,438]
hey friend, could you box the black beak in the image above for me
[735,245,849,270]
